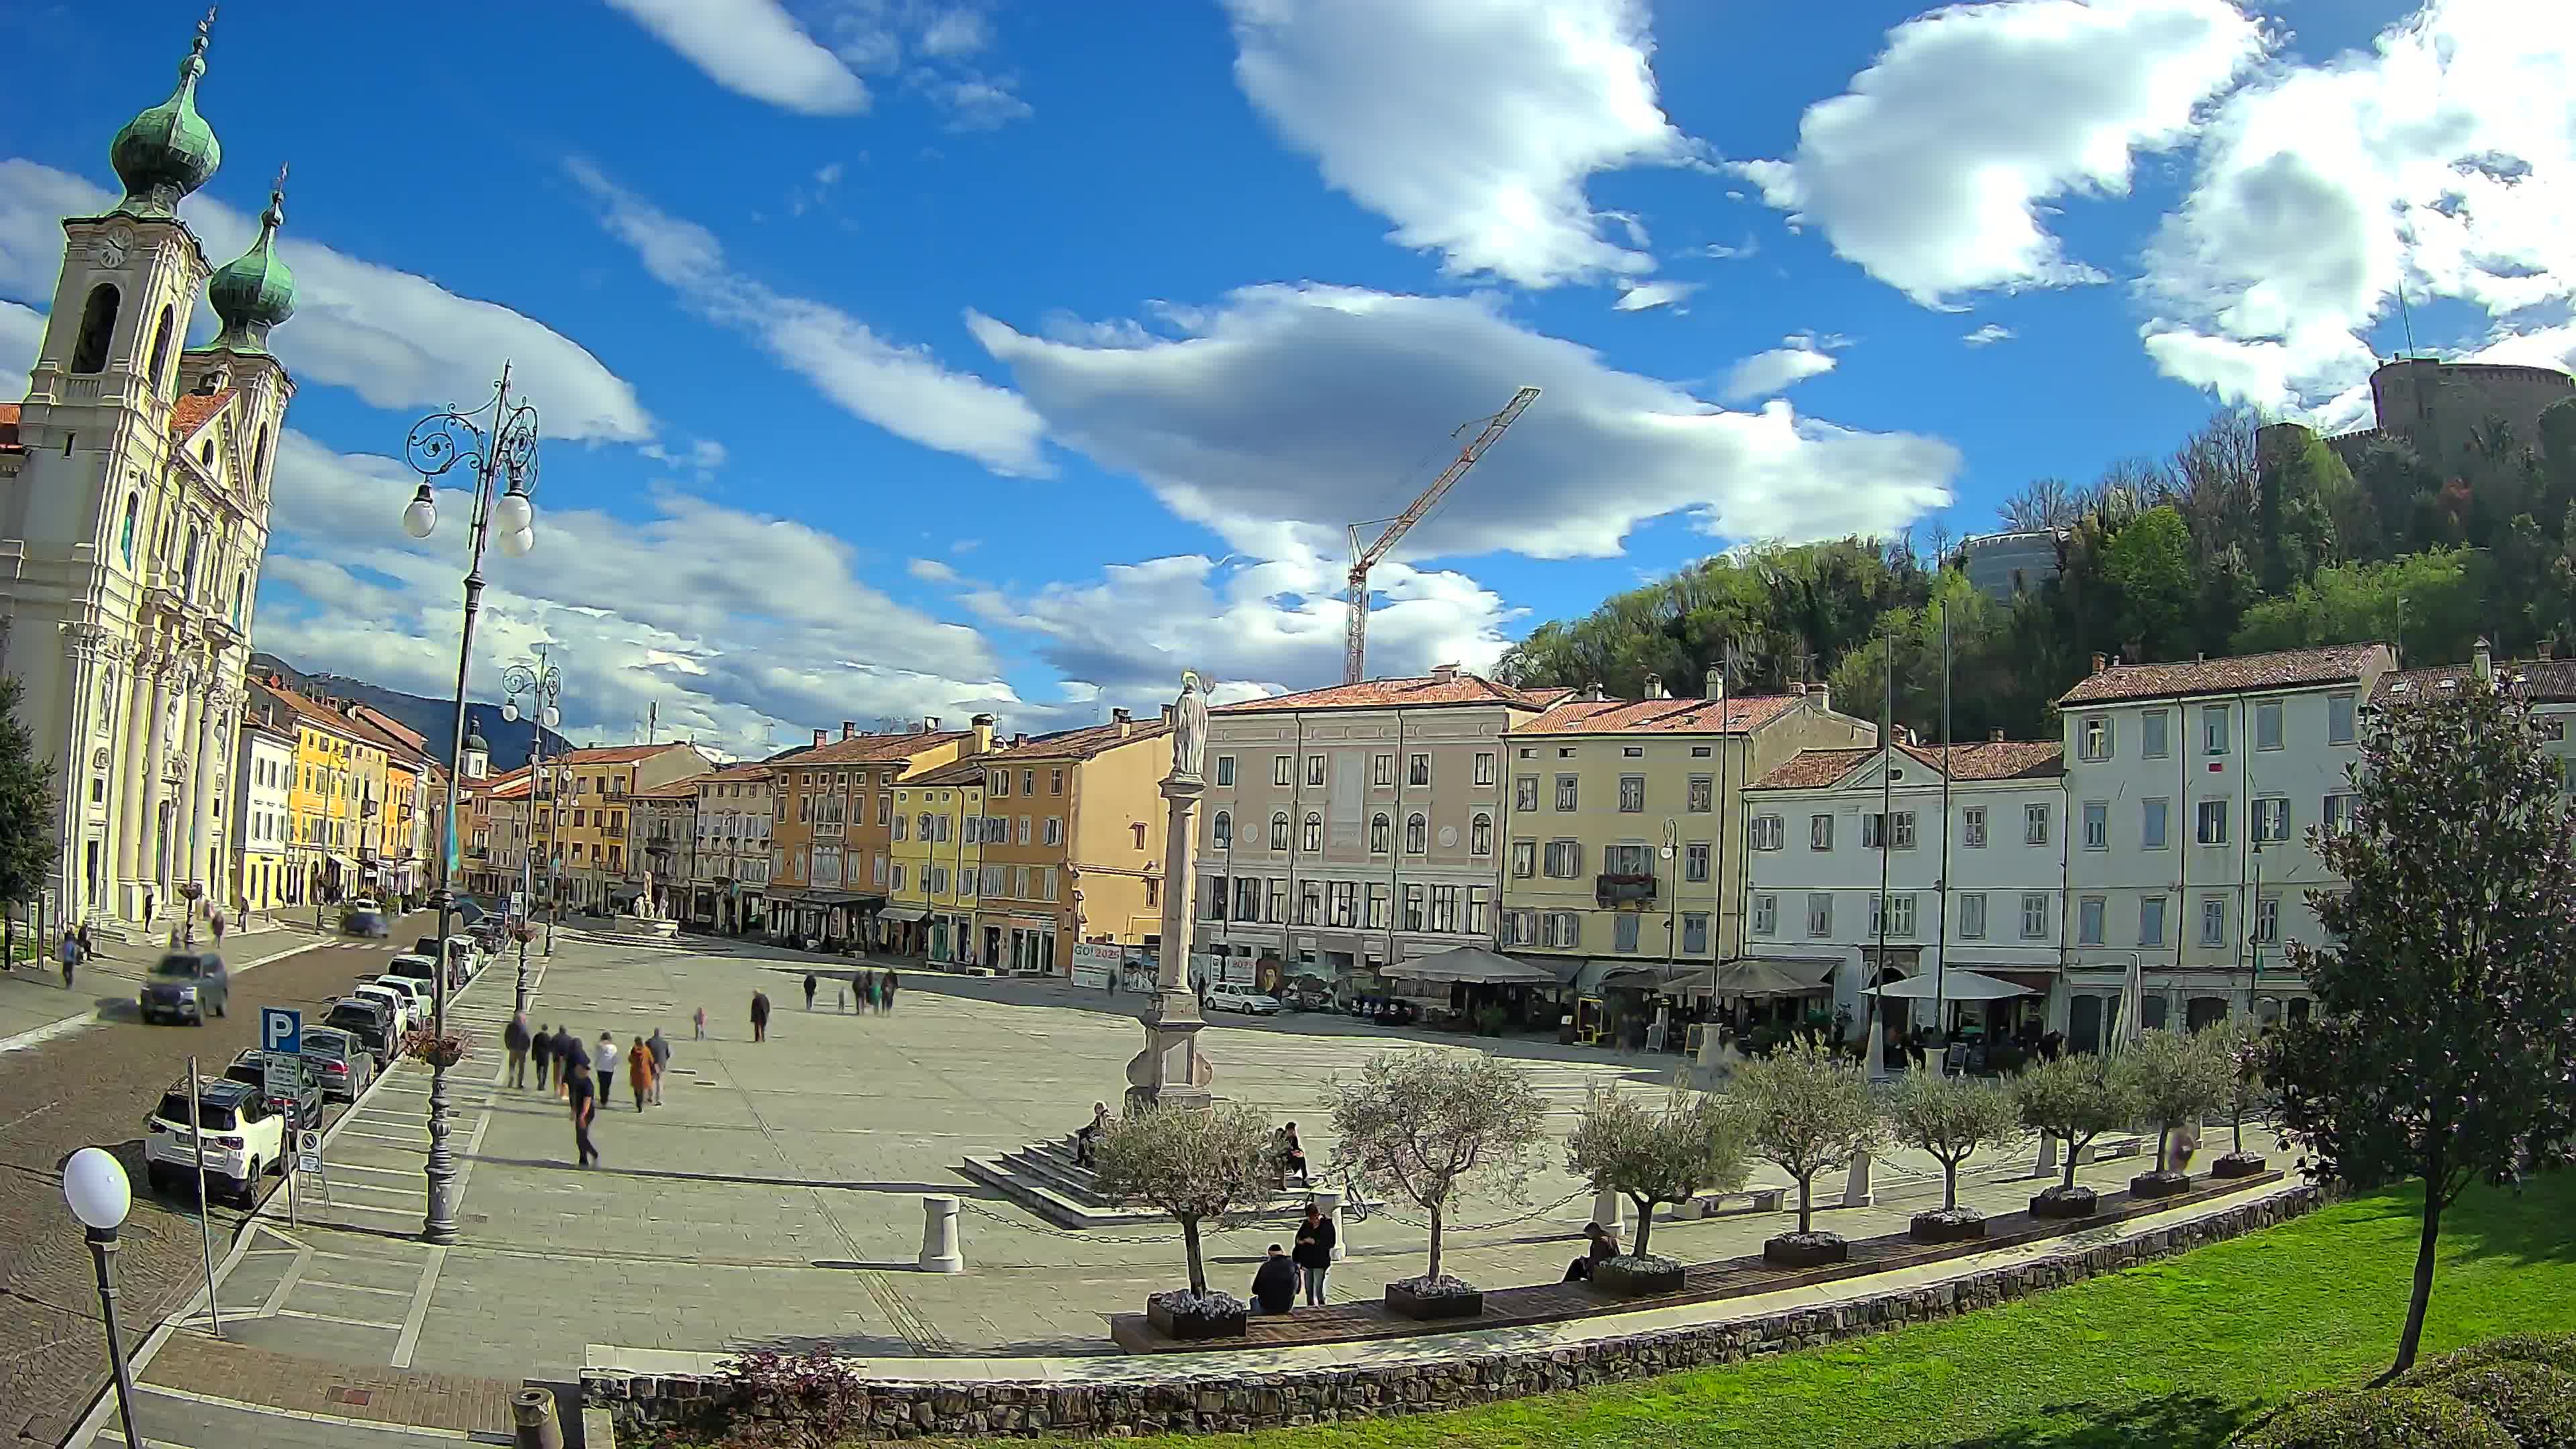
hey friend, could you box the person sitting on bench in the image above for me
[1074,1101,1112,1167]
[1564,1221,1619,1281]
[1276,1122,1310,1187]
[1251,1244,1299,1314]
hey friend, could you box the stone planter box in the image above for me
[1762,1233,1849,1269]
[1909,1210,1988,1244]
[1144,1296,1247,1342]
[2212,1151,2269,1179]
[2029,1185,2100,1220]
[1590,1256,1685,1297]
[1384,1281,1484,1320]
[2130,1170,2192,1199]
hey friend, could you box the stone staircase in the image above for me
[961,1132,1362,1231]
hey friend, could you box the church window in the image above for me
[233,573,247,627]
[147,305,174,392]
[70,284,120,374]
[253,426,270,492]
[199,440,213,467]
[182,528,201,602]
[117,494,139,567]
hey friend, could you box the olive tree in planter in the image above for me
[2210,1020,2271,1178]
[2111,1027,2236,1197]
[2011,1053,2135,1218]
[1880,1070,2022,1242]
[1562,1078,1753,1295]
[1328,1051,1548,1320]
[1091,1102,1278,1341]
[1731,1036,1886,1267]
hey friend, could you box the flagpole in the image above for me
[1933,600,1951,1045]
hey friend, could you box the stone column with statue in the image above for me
[1124,672,1215,1113]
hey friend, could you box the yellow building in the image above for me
[1499,680,1875,977]
[888,755,987,963]
[556,742,719,910]
[249,679,386,906]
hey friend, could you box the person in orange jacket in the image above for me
[627,1036,655,1113]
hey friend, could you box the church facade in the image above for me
[0,17,297,930]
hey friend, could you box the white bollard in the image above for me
[1591,1187,1626,1238]
[1841,1150,1874,1208]
[917,1194,964,1273]
[1313,1187,1348,1263]
[2035,1134,2061,1181]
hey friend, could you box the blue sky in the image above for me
[5,0,2568,757]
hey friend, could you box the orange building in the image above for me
[968,709,1171,975]
[763,718,980,944]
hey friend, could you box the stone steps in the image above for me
[959,1132,1358,1232]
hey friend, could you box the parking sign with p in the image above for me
[261,1006,302,1055]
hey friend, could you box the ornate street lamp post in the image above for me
[502,653,563,1010]
[63,1147,144,1449]
[401,366,539,1245]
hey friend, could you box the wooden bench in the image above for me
[1109,1169,2284,1354]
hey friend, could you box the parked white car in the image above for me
[372,974,433,1021]
[350,981,418,1032]
[144,1077,284,1202]
[1207,986,1283,1016]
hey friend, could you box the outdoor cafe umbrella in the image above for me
[1671,959,1836,998]
[1866,969,2035,1002]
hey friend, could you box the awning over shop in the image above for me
[1670,957,1838,998]
[878,906,930,924]
[1383,946,1559,985]
[327,854,360,876]
[1869,969,2035,1002]
[1957,968,2057,996]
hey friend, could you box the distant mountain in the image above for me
[250,652,572,772]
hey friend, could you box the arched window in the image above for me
[181,527,201,602]
[1210,810,1231,849]
[1369,812,1391,853]
[252,425,271,491]
[70,284,120,374]
[233,572,246,626]
[1269,812,1289,851]
[1301,812,1322,852]
[146,305,174,392]
[1470,812,1493,856]
[1405,812,1428,854]
[117,494,139,566]
[199,439,214,467]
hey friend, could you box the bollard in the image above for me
[2035,1134,2061,1181]
[918,1193,964,1273]
[1841,1150,1874,1208]
[513,1388,564,1449]
[1313,1187,1348,1263]
[1591,1186,1625,1238]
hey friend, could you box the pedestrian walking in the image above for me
[592,1032,619,1103]
[693,1005,707,1040]
[750,990,770,1043]
[209,908,227,947]
[504,1012,532,1089]
[533,1022,555,1091]
[803,972,818,1010]
[58,928,78,989]
[1293,1202,1336,1306]
[646,1028,671,1105]
[883,969,900,1013]
[568,1061,600,1167]
[76,922,94,961]
[553,1026,580,1099]
[627,1036,653,1113]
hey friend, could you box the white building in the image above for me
[689,762,773,932]
[0,20,294,929]
[2055,644,2394,1049]
[230,709,294,914]
[1743,737,2068,1042]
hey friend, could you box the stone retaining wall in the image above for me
[588,1185,2322,1443]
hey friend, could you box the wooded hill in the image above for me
[1495,400,2576,743]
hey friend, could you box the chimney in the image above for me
[1429,663,1460,683]
[2540,639,2556,661]
[924,715,941,733]
[1989,728,2006,743]
[1112,706,1133,738]
[1643,672,1664,699]
[1704,667,1721,701]
[1580,681,1605,702]
[841,720,857,740]
[1811,683,1830,714]
[2474,637,2494,682]
[1011,733,1028,747]
[812,728,827,749]
[1788,680,1808,697]
[2090,652,2107,674]
[970,712,995,755]
[2195,651,2206,665]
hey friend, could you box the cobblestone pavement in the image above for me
[0,912,437,1445]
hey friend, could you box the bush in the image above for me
[2401,1333,2576,1386]
[2418,1364,2576,1448]
[2229,1388,2516,1449]
[708,1349,869,1448]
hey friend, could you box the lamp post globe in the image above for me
[492,488,534,534]
[401,486,437,539]
[502,700,520,723]
[63,1146,130,1232]
[497,525,535,558]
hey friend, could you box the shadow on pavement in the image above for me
[464,1152,1003,1199]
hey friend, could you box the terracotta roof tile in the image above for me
[1515,694,1804,737]
[908,756,992,787]
[2057,644,2388,706]
[1215,673,1544,714]
[2376,658,2576,704]
[779,731,969,768]
[168,389,233,441]
[980,719,1172,763]
[630,775,710,801]
[563,743,702,765]
[1752,740,2063,790]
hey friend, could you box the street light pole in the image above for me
[502,652,563,1014]
[401,364,540,1246]
[63,1148,142,1449]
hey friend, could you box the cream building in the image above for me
[0,20,295,930]
[230,709,294,914]
[688,761,773,931]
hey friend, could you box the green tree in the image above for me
[1564,1079,1753,1261]
[1880,1071,2021,1214]
[2098,506,2198,660]
[1731,1036,1885,1238]
[1091,1104,1279,1297]
[2230,548,2489,664]
[2110,1028,2236,1178]
[2012,1054,2135,1194]
[2255,426,2349,591]
[0,670,58,965]
[2269,669,2576,1377]
[1329,1053,1548,1283]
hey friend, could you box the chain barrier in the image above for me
[1362,1187,1591,1234]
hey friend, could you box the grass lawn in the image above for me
[1079,1171,2575,1449]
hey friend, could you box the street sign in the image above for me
[297,1150,321,1174]
[264,1051,301,1099]
[260,1006,302,1055]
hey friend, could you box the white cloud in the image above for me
[0,298,38,393]
[968,284,1955,563]
[1962,323,2015,347]
[1613,280,1699,312]
[604,0,870,115]
[1224,0,1693,288]
[1697,237,1757,261]
[1742,0,2265,307]
[907,556,961,584]
[570,161,1048,475]
[1721,337,1840,402]
[0,160,653,443]
[257,430,1040,755]
[2139,0,2576,415]
[817,1,1031,128]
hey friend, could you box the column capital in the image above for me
[58,622,117,661]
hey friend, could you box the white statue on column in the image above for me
[1171,670,1208,784]
[1126,672,1214,1112]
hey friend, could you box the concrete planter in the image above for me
[2029,1185,2100,1219]
[1590,1256,1686,1297]
[2212,1152,2269,1179]
[2129,1171,2192,1199]
[1762,1233,1849,1269]
[1908,1210,1988,1244]
[1384,1281,1485,1320]
[1144,1295,1247,1342]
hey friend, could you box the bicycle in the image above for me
[1338,1165,1373,1223]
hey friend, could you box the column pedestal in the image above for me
[1126,769,1213,1112]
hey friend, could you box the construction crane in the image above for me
[1344,386,1540,685]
